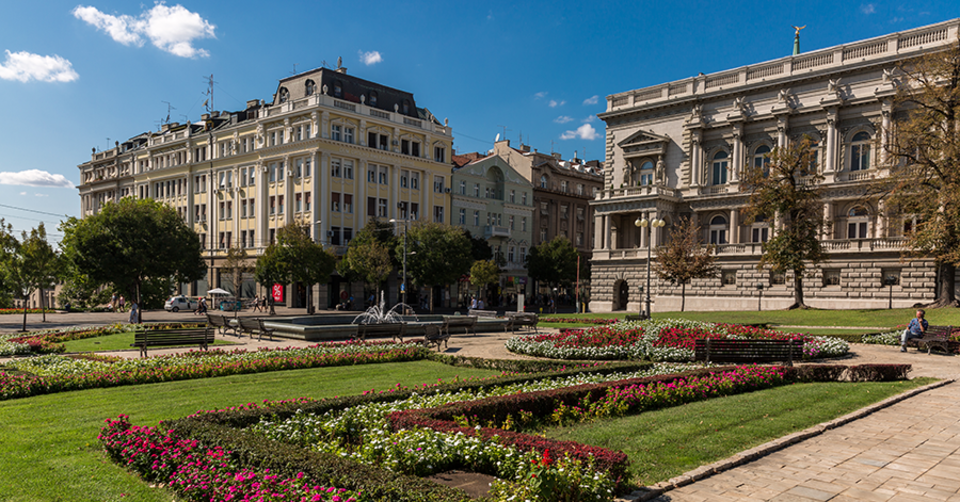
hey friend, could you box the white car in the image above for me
[164,295,198,312]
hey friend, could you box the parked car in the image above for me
[164,295,198,312]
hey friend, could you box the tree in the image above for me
[526,236,579,306]
[61,198,206,322]
[0,219,16,308]
[401,222,472,312]
[222,246,254,318]
[469,259,500,302]
[880,39,960,307]
[5,224,63,330]
[656,217,719,311]
[465,230,493,261]
[741,136,826,309]
[338,220,398,298]
[255,223,336,315]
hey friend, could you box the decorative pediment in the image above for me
[618,130,669,159]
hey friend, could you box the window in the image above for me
[434,146,445,163]
[269,196,276,215]
[368,131,388,150]
[822,269,841,287]
[709,215,728,244]
[540,228,547,242]
[522,192,527,205]
[509,215,515,230]
[305,80,316,96]
[712,151,729,185]
[410,203,419,220]
[520,247,527,263]
[411,142,420,157]
[753,145,771,174]
[473,210,480,226]
[378,198,388,217]
[240,231,246,248]
[248,230,255,248]
[295,159,303,178]
[278,195,284,214]
[279,87,289,103]
[367,197,376,218]
[399,201,409,218]
[847,206,869,239]
[219,202,225,220]
[402,100,410,114]
[344,127,354,144]
[241,200,248,218]
[508,247,515,262]
[400,170,409,188]
[379,166,388,185]
[331,124,342,142]
[295,193,302,213]
[459,208,466,224]
[722,270,737,286]
[540,175,547,188]
[850,131,871,171]
[343,160,354,180]
[576,232,583,246]
[433,206,444,223]
[561,180,568,192]
[334,81,342,98]
[278,162,285,181]
[368,91,378,107]
[752,226,769,243]
[269,228,276,244]
[343,194,352,213]
[770,271,786,285]
[270,131,278,147]
[248,167,256,186]
[331,159,341,178]
[459,180,466,195]
[433,176,445,193]
[509,190,515,203]
[343,227,353,245]
[368,166,377,183]
[411,173,419,190]
[639,160,654,186]
[521,217,527,232]
[881,268,901,287]
[577,184,584,195]
[269,163,276,183]
[474,184,480,197]
[226,201,232,219]
[331,192,340,212]
[304,158,311,177]
[330,226,341,246]
[295,126,303,142]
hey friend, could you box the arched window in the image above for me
[847,206,869,239]
[639,161,654,186]
[712,151,728,185]
[709,215,728,244]
[305,80,316,96]
[278,87,289,104]
[850,131,871,172]
[540,175,547,188]
[753,145,771,168]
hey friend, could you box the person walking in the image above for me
[118,296,125,313]
[127,302,138,324]
[901,309,928,352]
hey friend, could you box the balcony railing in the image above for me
[592,238,905,260]
[484,225,510,238]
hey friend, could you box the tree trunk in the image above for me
[927,261,959,308]
[680,282,686,312]
[787,272,808,310]
[20,293,28,332]
[40,287,46,322]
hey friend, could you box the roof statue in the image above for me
[336,56,342,69]
[792,25,806,55]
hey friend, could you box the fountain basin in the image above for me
[237,314,510,342]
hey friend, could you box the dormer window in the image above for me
[279,87,289,104]
[402,100,410,114]
[334,81,343,98]
[305,80,316,96]
[368,91,378,107]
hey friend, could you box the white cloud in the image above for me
[560,123,600,141]
[548,99,566,108]
[35,193,49,197]
[0,169,75,188]
[19,192,26,196]
[860,3,876,14]
[582,115,596,123]
[534,91,547,99]
[583,95,599,105]
[72,3,216,58]
[359,50,383,65]
[0,51,78,83]
[554,116,574,124]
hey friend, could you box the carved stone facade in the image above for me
[590,18,960,312]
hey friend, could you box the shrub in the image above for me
[847,364,911,382]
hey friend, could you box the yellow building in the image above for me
[77,65,454,309]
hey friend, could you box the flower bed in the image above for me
[0,342,429,400]
[538,317,620,326]
[0,308,44,315]
[507,319,850,361]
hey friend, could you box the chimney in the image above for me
[519,144,530,152]
[246,99,259,108]
[552,152,562,160]
[336,67,348,74]
[201,113,210,121]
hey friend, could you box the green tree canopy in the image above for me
[655,217,718,311]
[6,223,63,329]
[255,223,336,315]
[60,198,205,320]
[338,220,397,289]
[526,236,579,290]
[881,39,960,307]
[741,136,826,309]
[464,230,493,261]
[0,219,16,308]
[401,222,472,311]
[469,259,500,299]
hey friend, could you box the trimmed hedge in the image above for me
[428,352,649,374]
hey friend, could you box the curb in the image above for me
[615,378,955,502]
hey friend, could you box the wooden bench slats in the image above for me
[694,339,803,366]
[206,313,240,337]
[442,316,477,337]
[132,328,214,357]
[237,317,274,341]
[506,313,538,333]
[906,325,954,354]
[422,325,450,351]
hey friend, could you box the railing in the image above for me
[706,185,729,195]
[846,170,874,181]
[606,20,959,112]
[484,225,510,238]
[403,117,422,128]
[333,100,356,112]
[593,238,905,260]
[370,109,390,119]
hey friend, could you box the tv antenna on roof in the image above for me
[496,125,510,142]
[291,63,299,75]
[202,74,216,113]
[161,101,175,125]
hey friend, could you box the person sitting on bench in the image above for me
[901,309,928,352]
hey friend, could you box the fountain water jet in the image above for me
[352,291,416,324]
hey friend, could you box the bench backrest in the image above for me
[926,325,954,338]
[694,338,803,363]
[444,316,477,326]
[468,309,498,318]
[206,314,226,327]
[134,328,213,345]
[238,317,260,331]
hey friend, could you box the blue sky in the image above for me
[0,0,957,244]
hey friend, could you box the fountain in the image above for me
[353,291,416,325]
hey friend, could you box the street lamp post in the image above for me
[635,214,665,319]
[757,283,764,311]
[389,217,412,310]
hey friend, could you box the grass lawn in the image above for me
[62,331,238,352]
[542,378,936,489]
[543,308,960,328]
[0,360,501,502]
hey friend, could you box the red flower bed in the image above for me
[532,326,644,349]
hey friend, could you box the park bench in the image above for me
[694,338,804,366]
[442,315,477,337]
[132,326,215,358]
[905,324,954,354]
[420,324,451,352]
[354,322,407,342]
[506,312,539,333]
[625,314,649,321]
[238,317,275,341]
[206,313,240,337]
[468,309,498,319]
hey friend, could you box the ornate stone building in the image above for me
[590,19,960,312]
[77,65,454,310]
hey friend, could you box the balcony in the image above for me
[591,238,905,261]
[484,225,510,238]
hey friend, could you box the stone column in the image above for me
[604,215,612,250]
[876,199,885,238]
[880,101,892,166]
[731,124,743,182]
[594,214,604,251]
[730,208,739,244]
[690,134,702,188]
[824,109,838,174]
[777,115,789,149]
[823,202,833,239]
